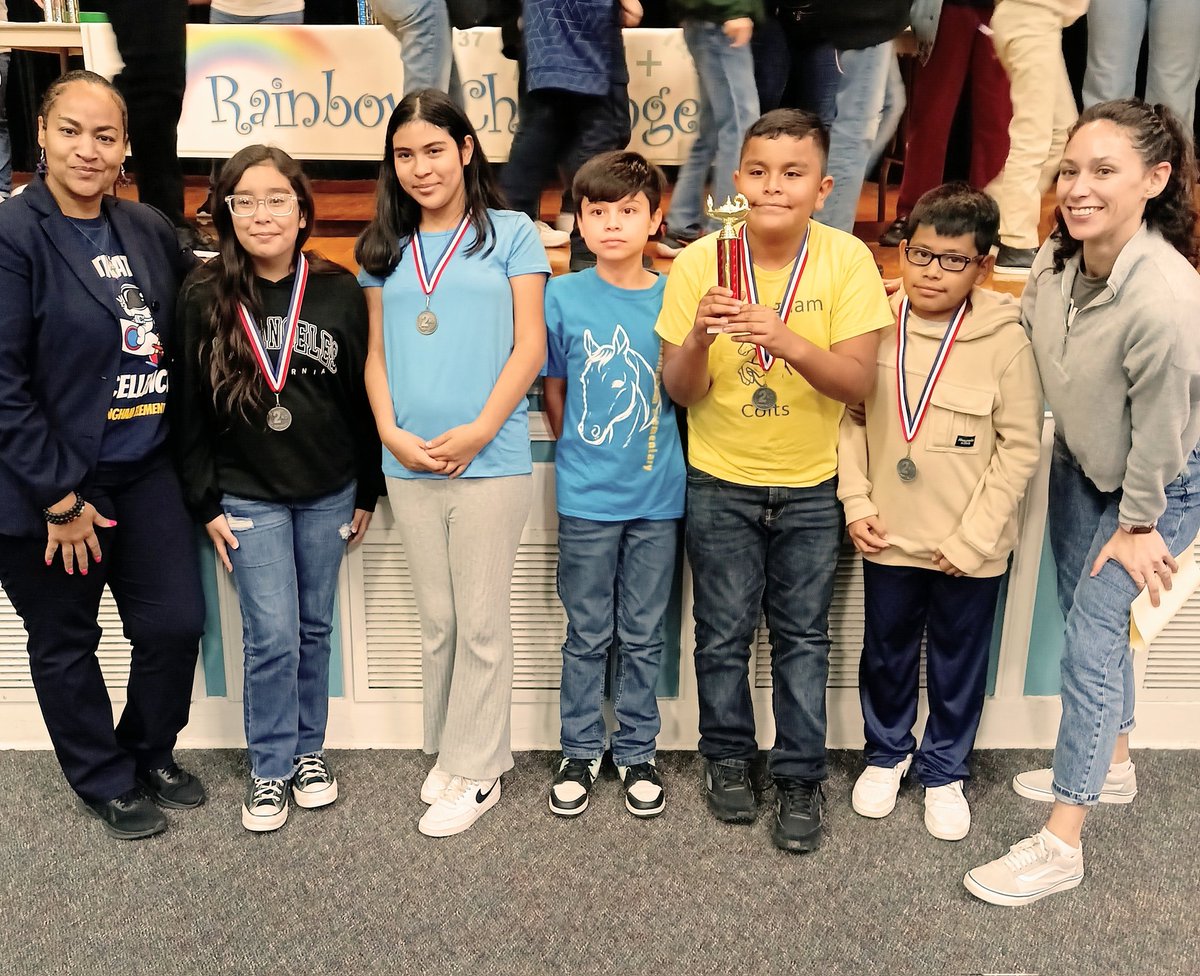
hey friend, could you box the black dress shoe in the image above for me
[78,787,168,840]
[877,216,909,247]
[772,779,824,853]
[994,244,1040,276]
[138,762,207,809]
[704,759,758,823]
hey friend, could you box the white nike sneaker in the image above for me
[418,776,501,837]
[1012,762,1137,804]
[923,780,970,841]
[420,763,453,805]
[964,829,1084,906]
[536,220,570,248]
[851,754,912,818]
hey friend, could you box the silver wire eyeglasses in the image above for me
[224,192,298,218]
[903,244,985,273]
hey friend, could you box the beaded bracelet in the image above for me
[43,494,85,525]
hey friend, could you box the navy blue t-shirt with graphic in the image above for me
[70,215,169,463]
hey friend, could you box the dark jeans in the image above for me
[93,0,188,226]
[859,561,1002,787]
[685,468,842,782]
[0,458,204,803]
[500,78,632,264]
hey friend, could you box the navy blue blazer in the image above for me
[0,178,195,537]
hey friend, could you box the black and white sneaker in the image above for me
[619,760,665,818]
[549,756,602,817]
[292,754,338,809]
[242,776,289,832]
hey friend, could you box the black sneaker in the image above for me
[655,222,707,259]
[175,220,217,257]
[78,786,168,840]
[137,762,206,809]
[994,244,1040,276]
[772,779,824,853]
[619,761,665,818]
[195,191,214,222]
[704,759,758,823]
[877,216,909,247]
[242,776,289,833]
[292,754,338,809]
[549,756,601,817]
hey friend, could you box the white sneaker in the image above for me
[1012,762,1137,804]
[851,754,912,818]
[420,763,453,804]
[291,754,338,809]
[418,776,501,837]
[924,780,970,840]
[536,220,570,248]
[964,829,1084,906]
[553,212,575,234]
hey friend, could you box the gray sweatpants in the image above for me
[386,474,532,781]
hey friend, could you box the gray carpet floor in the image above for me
[1,748,1195,976]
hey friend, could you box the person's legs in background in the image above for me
[1146,0,1200,132]
[866,52,905,178]
[1080,0,1144,108]
[371,0,460,99]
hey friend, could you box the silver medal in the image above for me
[416,309,438,335]
[897,456,918,483]
[752,386,777,410]
[266,405,293,432]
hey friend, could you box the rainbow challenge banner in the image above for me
[80,24,702,164]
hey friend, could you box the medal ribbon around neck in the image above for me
[895,296,970,444]
[237,253,309,397]
[738,224,810,372]
[413,215,471,303]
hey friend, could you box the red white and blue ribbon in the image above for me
[895,295,970,444]
[237,253,309,395]
[739,224,810,372]
[413,215,471,301]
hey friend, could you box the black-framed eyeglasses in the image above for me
[225,192,297,218]
[903,244,984,273]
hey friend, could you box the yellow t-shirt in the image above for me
[655,219,893,487]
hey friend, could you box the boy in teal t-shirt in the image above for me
[543,151,685,818]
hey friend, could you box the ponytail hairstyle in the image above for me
[192,144,343,420]
[354,88,504,278]
[1052,98,1198,272]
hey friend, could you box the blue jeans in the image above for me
[223,481,356,780]
[686,469,843,782]
[669,20,760,233]
[208,10,304,24]
[1083,0,1200,132]
[372,0,461,99]
[0,52,11,197]
[556,515,679,765]
[866,52,906,176]
[1047,440,1200,804]
[820,41,895,233]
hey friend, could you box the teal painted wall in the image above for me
[1024,530,1066,695]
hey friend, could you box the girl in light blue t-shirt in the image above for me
[356,89,549,838]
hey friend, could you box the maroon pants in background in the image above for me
[896,5,1013,218]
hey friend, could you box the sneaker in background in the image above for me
[553,211,575,234]
[536,220,571,248]
[654,222,706,259]
[549,756,602,817]
[993,244,1039,276]
[1012,762,1137,804]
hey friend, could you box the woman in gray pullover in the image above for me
[965,98,1200,906]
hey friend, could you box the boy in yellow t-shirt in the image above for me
[655,109,892,853]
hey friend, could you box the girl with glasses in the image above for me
[173,144,384,832]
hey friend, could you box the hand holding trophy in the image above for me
[705,193,751,334]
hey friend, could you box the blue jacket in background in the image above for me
[523,0,628,95]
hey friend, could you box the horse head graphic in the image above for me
[578,325,657,447]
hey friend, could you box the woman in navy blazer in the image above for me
[0,71,206,840]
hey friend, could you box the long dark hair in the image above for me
[191,144,342,419]
[354,89,505,277]
[1052,98,1198,272]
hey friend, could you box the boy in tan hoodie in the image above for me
[838,183,1043,841]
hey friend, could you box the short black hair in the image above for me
[905,182,1000,256]
[739,109,830,172]
[572,150,666,215]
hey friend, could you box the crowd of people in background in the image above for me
[0,0,1199,914]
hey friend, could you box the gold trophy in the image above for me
[705,193,750,334]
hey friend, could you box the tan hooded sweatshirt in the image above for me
[995,0,1090,27]
[838,286,1044,578]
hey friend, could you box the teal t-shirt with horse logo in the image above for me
[545,268,685,521]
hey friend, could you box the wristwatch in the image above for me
[1119,521,1157,535]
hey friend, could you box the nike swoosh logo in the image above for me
[476,781,496,804]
